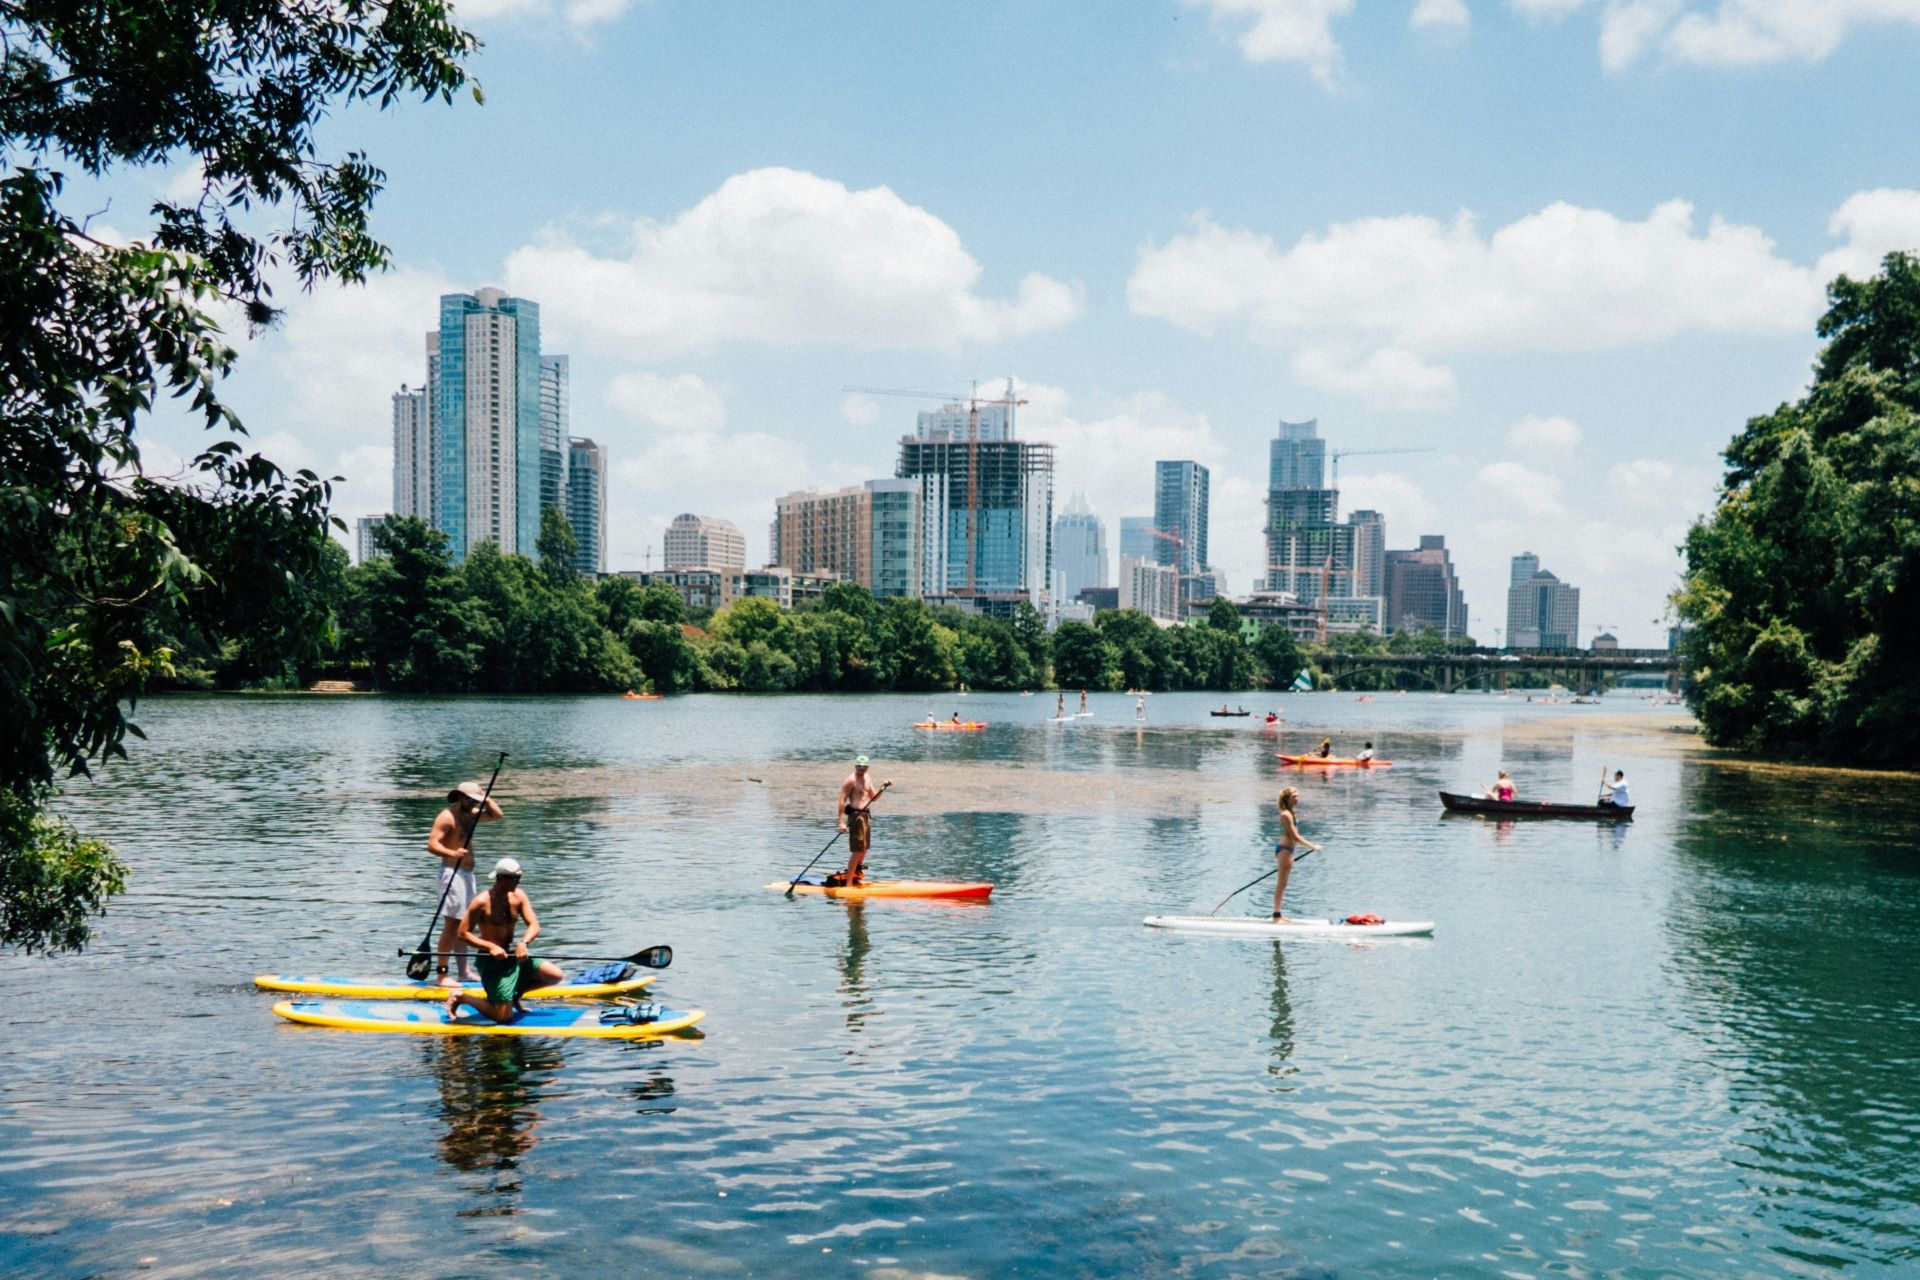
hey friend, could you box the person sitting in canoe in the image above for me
[1485,770,1516,802]
[1271,786,1322,922]
[426,779,504,988]
[1315,737,1333,758]
[1598,770,1631,808]
[1356,741,1375,763]
[445,858,563,1022]
[826,755,891,887]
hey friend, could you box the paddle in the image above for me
[404,751,506,981]
[1596,763,1609,805]
[1208,849,1313,916]
[785,780,891,896]
[400,944,673,969]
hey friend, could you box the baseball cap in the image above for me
[493,857,522,880]
[854,755,870,767]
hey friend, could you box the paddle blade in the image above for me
[403,949,433,981]
[631,945,672,969]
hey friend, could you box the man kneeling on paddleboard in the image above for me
[445,858,564,1022]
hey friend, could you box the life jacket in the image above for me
[1345,913,1385,926]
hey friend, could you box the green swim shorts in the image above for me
[476,953,542,1004]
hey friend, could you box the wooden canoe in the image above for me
[1439,791,1633,820]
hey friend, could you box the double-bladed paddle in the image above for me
[785,780,891,896]
[404,751,506,981]
[399,944,674,969]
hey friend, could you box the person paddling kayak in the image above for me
[445,858,563,1022]
[426,779,503,987]
[827,755,891,887]
[1599,770,1631,808]
[1272,787,1322,922]
[1315,737,1333,759]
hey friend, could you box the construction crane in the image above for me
[1330,446,1435,492]
[841,382,1028,596]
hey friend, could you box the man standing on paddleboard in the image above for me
[1272,787,1322,922]
[827,756,891,887]
[445,858,564,1022]
[427,780,504,987]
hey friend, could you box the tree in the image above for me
[1051,621,1119,691]
[1254,624,1305,689]
[1205,596,1240,633]
[535,505,579,585]
[0,2,476,950]
[1674,252,1920,765]
[353,517,482,691]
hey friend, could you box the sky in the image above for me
[108,0,1920,646]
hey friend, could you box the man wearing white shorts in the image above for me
[427,780,503,986]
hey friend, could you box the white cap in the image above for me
[493,857,522,880]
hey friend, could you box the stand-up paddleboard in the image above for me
[254,969,656,1001]
[769,879,993,901]
[1276,755,1393,768]
[1144,915,1433,938]
[272,999,704,1038]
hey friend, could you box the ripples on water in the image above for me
[3,692,1918,1278]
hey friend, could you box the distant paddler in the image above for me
[826,755,891,887]
[444,858,564,1022]
[1079,689,1089,715]
[1598,770,1632,808]
[1314,737,1333,759]
[1056,691,1066,719]
[427,779,504,987]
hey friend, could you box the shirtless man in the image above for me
[827,755,891,886]
[445,858,563,1022]
[427,780,504,986]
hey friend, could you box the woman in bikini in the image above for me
[1272,786,1322,922]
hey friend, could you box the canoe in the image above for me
[1439,791,1634,820]
[622,692,662,700]
[1144,915,1434,938]
[1276,754,1393,767]
[273,999,705,1039]
[913,721,987,731]
[1209,710,1251,717]
[254,970,657,1001]
[767,879,993,901]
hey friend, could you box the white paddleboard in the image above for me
[1143,915,1434,938]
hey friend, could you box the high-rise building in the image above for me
[1348,509,1387,599]
[539,355,570,527]
[1052,492,1108,604]
[565,437,605,576]
[1269,418,1326,491]
[1118,555,1178,622]
[897,401,1053,605]
[770,480,922,598]
[432,288,543,559]
[1153,460,1209,575]
[1384,535,1469,637]
[355,515,389,566]
[664,514,746,570]
[1506,554,1580,648]
[391,387,430,520]
[1118,516,1157,563]
[1265,419,1344,598]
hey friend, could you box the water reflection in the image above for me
[1266,944,1296,1087]
[427,1035,562,1212]
[839,901,872,1034]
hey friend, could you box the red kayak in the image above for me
[1276,754,1393,768]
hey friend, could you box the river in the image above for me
[4,691,1917,1278]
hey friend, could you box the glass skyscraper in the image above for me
[1052,492,1108,603]
[539,355,570,529]
[898,401,1053,606]
[1153,460,1209,575]
[566,437,606,576]
[433,288,543,559]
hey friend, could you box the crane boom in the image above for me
[1330,445,1435,491]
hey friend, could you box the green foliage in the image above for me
[1253,624,1305,688]
[1205,596,1240,632]
[1674,252,1920,765]
[1050,621,1120,691]
[0,0,476,949]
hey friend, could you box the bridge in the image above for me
[1318,647,1680,693]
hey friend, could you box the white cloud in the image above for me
[607,371,727,433]
[1290,345,1458,409]
[1186,0,1356,83]
[1129,191,1920,404]
[455,0,633,33]
[1475,460,1566,520]
[1506,415,1583,454]
[1411,0,1472,28]
[1341,470,1441,536]
[1533,0,1920,69]
[265,265,453,424]
[505,167,1081,358]
[1512,0,1588,15]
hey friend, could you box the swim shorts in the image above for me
[846,808,872,854]
[476,953,543,1004]
[438,865,476,920]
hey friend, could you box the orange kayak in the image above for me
[767,879,994,900]
[913,721,987,731]
[1276,754,1393,767]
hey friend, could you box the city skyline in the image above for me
[94,5,1920,646]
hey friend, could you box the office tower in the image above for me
[1348,510,1387,599]
[539,355,570,526]
[1506,556,1581,648]
[1052,492,1109,603]
[1265,419,1346,597]
[664,513,746,570]
[1269,418,1326,490]
[1384,535,1469,637]
[565,437,605,576]
[432,288,542,559]
[897,400,1053,606]
[355,515,390,566]
[391,387,430,519]
[1118,555,1179,622]
[1153,460,1209,575]
[1118,516,1157,563]
[770,480,922,598]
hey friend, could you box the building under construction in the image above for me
[897,401,1054,611]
